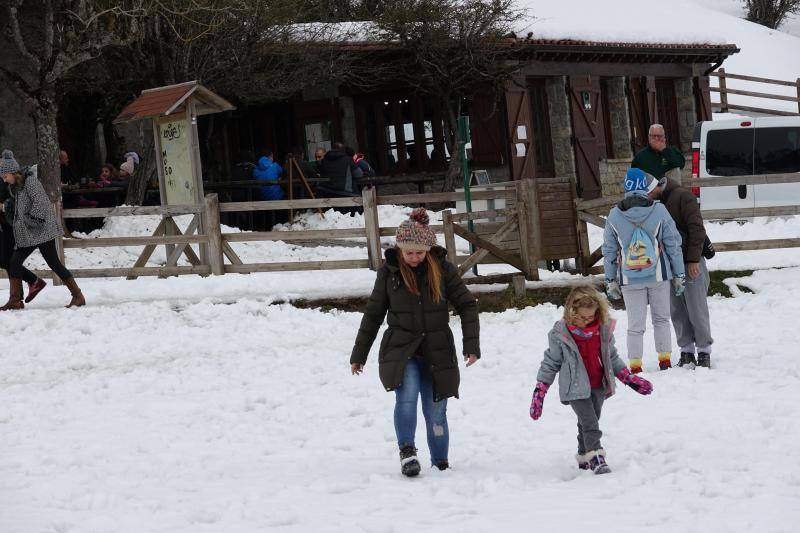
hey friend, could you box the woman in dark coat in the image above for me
[0,150,85,310]
[350,208,480,477]
[0,156,46,305]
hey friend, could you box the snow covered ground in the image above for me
[1,209,799,532]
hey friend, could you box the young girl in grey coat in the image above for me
[530,285,653,474]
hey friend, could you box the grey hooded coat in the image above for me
[536,319,627,403]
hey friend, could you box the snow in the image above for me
[516,0,800,115]
[2,211,800,531]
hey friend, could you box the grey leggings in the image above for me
[569,388,606,454]
[9,239,71,281]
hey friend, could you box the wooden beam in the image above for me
[457,214,519,276]
[224,260,370,273]
[452,222,527,273]
[127,218,168,280]
[709,86,800,103]
[702,205,800,219]
[578,211,607,228]
[63,235,207,248]
[683,173,800,188]
[713,238,800,252]
[62,204,202,219]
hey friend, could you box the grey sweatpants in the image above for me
[621,280,672,359]
[570,389,606,454]
[670,258,713,354]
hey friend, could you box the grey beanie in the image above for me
[0,149,20,175]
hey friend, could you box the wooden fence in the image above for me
[574,172,800,273]
[710,68,800,116]
[22,182,543,283]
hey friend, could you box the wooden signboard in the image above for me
[157,116,197,206]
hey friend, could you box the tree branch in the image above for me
[7,0,42,70]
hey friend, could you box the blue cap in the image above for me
[624,168,658,195]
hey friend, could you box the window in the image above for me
[755,127,800,174]
[706,129,753,176]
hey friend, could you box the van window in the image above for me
[755,127,800,174]
[706,129,753,176]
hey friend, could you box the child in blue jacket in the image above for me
[601,168,685,373]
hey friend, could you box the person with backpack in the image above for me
[601,168,685,373]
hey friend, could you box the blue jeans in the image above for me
[394,358,449,465]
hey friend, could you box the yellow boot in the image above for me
[629,358,643,374]
[658,351,672,370]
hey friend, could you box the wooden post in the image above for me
[796,78,800,114]
[442,210,457,265]
[362,186,383,271]
[203,194,225,275]
[572,181,592,275]
[718,68,728,113]
[512,274,526,298]
[515,179,540,281]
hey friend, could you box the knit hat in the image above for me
[395,208,437,251]
[624,168,659,197]
[119,157,135,176]
[0,149,20,175]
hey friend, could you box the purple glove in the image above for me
[529,382,549,420]
[616,367,653,395]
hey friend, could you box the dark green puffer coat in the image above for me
[350,246,480,401]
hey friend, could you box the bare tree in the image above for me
[0,0,232,200]
[374,0,523,190]
[744,0,800,29]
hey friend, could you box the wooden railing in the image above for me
[710,68,800,116]
[573,172,800,273]
[12,185,532,282]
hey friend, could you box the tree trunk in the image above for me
[31,88,61,201]
[125,134,157,206]
[442,99,462,192]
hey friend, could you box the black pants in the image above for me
[1,222,37,284]
[9,238,71,281]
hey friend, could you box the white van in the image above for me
[691,117,800,214]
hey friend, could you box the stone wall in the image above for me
[675,78,696,154]
[546,76,577,181]
[606,77,633,160]
[599,158,631,196]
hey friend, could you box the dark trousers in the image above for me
[1,222,37,284]
[569,388,606,455]
[9,239,71,281]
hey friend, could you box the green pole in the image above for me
[457,115,477,276]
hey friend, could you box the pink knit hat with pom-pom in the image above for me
[395,207,437,251]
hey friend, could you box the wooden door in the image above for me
[568,75,605,200]
[504,77,536,180]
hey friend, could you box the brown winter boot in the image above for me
[64,277,86,308]
[0,278,25,311]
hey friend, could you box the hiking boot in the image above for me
[0,278,24,311]
[629,358,643,374]
[576,453,590,470]
[434,461,449,471]
[678,352,697,368]
[64,277,85,308]
[399,445,421,477]
[697,352,711,368]
[25,278,47,304]
[587,449,611,475]
[658,352,672,370]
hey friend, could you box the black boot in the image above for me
[399,445,421,477]
[697,352,711,368]
[678,352,697,368]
